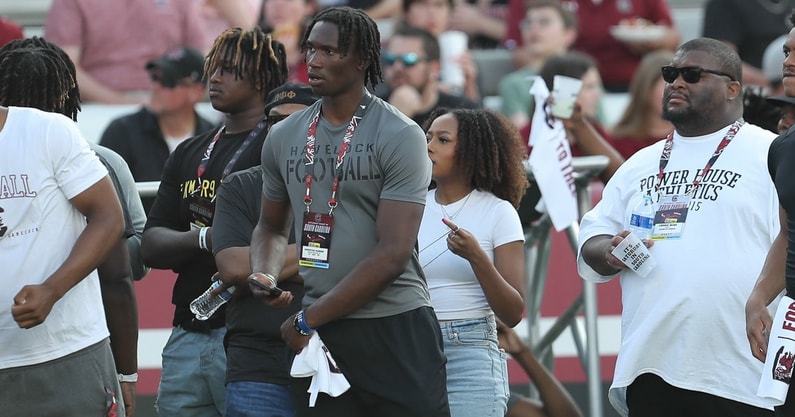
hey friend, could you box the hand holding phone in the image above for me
[248,275,284,296]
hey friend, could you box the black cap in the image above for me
[146,46,205,84]
[766,95,795,107]
[265,82,319,114]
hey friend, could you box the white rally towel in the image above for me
[758,295,795,404]
[290,332,351,407]
[526,76,578,231]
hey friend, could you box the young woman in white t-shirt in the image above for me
[420,108,528,417]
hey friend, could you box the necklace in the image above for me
[439,191,472,220]
[419,231,452,269]
[421,190,473,269]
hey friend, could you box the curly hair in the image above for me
[205,27,288,99]
[426,108,530,207]
[301,6,382,89]
[0,37,81,121]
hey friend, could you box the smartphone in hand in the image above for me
[247,275,284,296]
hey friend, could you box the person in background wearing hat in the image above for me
[742,34,795,135]
[212,82,318,417]
[43,0,208,104]
[100,46,215,211]
[766,94,795,134]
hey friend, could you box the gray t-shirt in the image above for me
[90,143,148,281]
[260,96,432,319]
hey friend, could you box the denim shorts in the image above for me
[439,315,509,417]
[156,326,227,417]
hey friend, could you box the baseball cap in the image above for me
[146,46,205,85]
[766,94,795,107]
[265,82,320,114]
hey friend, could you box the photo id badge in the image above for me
[650,194,690,240]
[188,196,214,229]
[299,212,334,269]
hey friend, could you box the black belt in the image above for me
[179,318,223,333]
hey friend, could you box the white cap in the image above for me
[763,34,788,83]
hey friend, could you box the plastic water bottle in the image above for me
[628,191,655,241]
[190,279,235,321]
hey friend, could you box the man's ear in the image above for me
[727,79,742,102]
[357,59,369,71]
[429,60,441,79]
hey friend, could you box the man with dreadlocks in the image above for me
[0,36,145,416]
[141,27,287,416]
[250,7,451,416]
[0,41,127,415]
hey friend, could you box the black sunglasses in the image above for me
[149,72,197,89]
[383,51,426,67]
[268,114,290,126]
[661,65,736,84]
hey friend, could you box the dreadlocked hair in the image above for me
[0,37,81,121]
[426,108,530,208]
[301,6,382,89]
[205,27,288,99]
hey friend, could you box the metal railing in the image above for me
[524,155,608,417]
[135,181,159,199]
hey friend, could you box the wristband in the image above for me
[293,309,315,336]
[250,272,277,288]
[198,227,209,251]
[117,372,138,383]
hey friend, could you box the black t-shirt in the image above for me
[145,127,265,328]
[213,166,303,384]
[769,127,795,295]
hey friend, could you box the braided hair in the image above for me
[205,27,288,99]
[301,6,382,89]
[0,37,81,121]
[426,108,530,208]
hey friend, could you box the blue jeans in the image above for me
[226,381,294,417]
[439,315,508,417]
[156,326,227,417]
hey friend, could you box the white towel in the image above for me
[290,332,351,407]
[758,295,795,404]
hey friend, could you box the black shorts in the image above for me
[291,306,451,417]
[775,383,795,417]
[626,373,773,417]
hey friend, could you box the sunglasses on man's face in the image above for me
[149,72,196,89]
[382,51,426,67]
[660,65,736,84]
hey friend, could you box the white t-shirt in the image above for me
[0,107,109,369]
[419,189,524,320]
[577,123,780,415]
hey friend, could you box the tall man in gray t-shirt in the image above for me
[250,7,450,417]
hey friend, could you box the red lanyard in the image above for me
[655,120,743,194]
[195,125,224,186]
[303,93,372,214]
[193,118,268,194]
